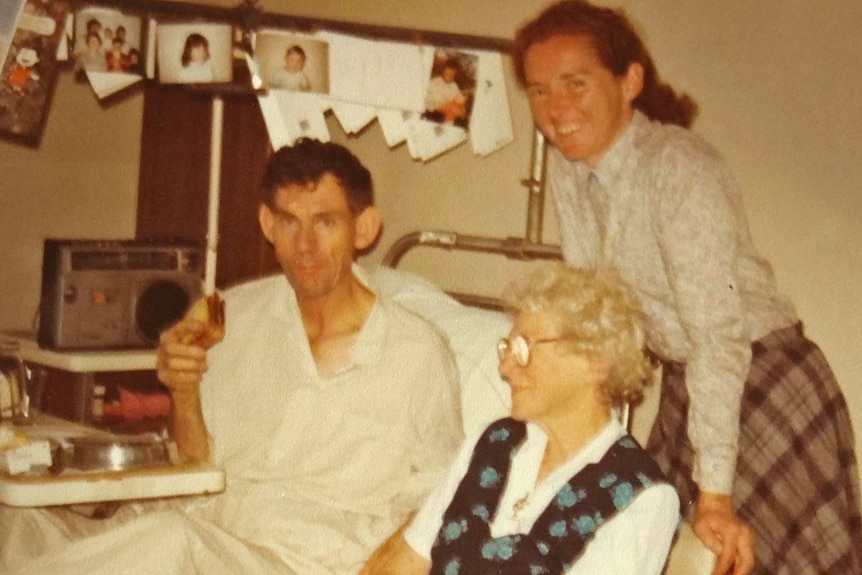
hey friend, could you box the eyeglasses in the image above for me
[496,335,568,367]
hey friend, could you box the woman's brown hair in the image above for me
[512,0,698,128]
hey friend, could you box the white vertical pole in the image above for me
[524,128,548,244]
[205,96,224,295]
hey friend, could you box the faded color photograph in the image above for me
[422,48,477,130]
[156,22,232,84]
[255,31,329,94]
[72,7,144,76]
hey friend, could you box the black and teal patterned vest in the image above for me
[429,417,673,575]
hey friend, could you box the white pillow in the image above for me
[372,266,512,436]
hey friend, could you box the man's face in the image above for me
[524,34,640,167]
[259,174,361,302]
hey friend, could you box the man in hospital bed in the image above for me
[0,139,462,575]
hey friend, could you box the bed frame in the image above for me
[379,123,563,309]
[382,230,562,310]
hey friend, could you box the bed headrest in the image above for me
[372,266,512,436]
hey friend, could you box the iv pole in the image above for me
[204,96,224,295]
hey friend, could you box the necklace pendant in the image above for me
[511,492,530,520]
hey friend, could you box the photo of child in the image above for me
[177,32,213,83]
[156,22,232,85]
[105,36,128,72]
[254,31,329,95]
[114,25,129,54]
[73,30,105,73]
[126,47,142,75]
[422,49,478,130]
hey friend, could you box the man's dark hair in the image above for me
[261,139,374,215]
[512,0,698,128]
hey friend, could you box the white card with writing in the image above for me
[468,51,514,156]
[322,31,430,112]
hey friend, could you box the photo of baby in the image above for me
[156,22,232,84]
[254,31,329,94]
[271,45,310,91]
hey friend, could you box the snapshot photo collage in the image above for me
[2,2,513,159]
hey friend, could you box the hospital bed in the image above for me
[375,229,717,575]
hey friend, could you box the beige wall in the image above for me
[0,73,143,333]
[1,1,860,485]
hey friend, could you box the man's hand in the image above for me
[156,295,224,394]
[693,492,755,575]
[156,295,225,463]
[157,317,210,395]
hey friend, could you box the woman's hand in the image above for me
[693,492,755,575]
[360,526,429,575]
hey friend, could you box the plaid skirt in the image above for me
[646,323,862,575]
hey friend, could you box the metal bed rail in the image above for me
[381,231,563,268]
[379,230,633,427]
[381,230,562,310]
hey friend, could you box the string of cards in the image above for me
[67,5,515,161]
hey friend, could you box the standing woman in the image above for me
[510,2,862,575]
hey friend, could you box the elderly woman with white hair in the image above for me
[363,263,680,575]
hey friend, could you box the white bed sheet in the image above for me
[372,265,512,436]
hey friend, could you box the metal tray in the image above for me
[62,435,171,472]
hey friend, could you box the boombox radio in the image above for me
[38,239,204,350]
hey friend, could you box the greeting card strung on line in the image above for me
[0,0,69,147]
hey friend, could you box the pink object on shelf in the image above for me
[103,387,171,421]
[142,393,171,419]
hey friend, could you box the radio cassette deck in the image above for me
[38,239,204,350]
